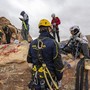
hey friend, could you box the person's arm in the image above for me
[53,41,64,81]
[75,33,88,43]
[53,41,64,72]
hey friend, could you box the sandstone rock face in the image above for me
[0,17,18,43]
[0,43,31,90]
[0,17,32,43]
[0,17,11,28]
[0,43,90,90]
[0,17,17,33]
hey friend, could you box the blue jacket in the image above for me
[27,31,63,80]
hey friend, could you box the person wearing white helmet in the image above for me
[64,26,90,59]
[70,26,90,59]
[51,13,61,42]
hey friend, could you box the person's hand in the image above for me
[53,23,56,26]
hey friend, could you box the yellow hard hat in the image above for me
[38,19,51,28]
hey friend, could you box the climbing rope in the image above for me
[42,63,59,90]
[32,64,59,90]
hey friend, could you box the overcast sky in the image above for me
[0,0,90,40]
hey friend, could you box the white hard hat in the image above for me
[70,26,80,31]
[70,26,80,35]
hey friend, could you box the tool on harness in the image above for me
[37,39,44,63]
[33,71,38,85]
[40,79,45,89]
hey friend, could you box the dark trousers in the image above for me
[21,24,29,41]
[6,34,11,44]
[53,31,60,42]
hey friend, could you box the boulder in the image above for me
[0,43,32,90]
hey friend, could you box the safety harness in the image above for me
[22,21,28,30]
[29,38,59,90]
[62,36,81,60]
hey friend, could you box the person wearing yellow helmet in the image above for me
[38,19,51,27]
[38,19,52,33]
[27,19,64,90]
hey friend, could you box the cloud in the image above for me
[0,0,90,40]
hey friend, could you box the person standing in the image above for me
[0,30,3,44]
[27,19,64,90]
[19,11,29,41]
[51,13,61,42]
[2,25,12,44]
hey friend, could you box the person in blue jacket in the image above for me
[27,19,64,90]
[19,11,29,41]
